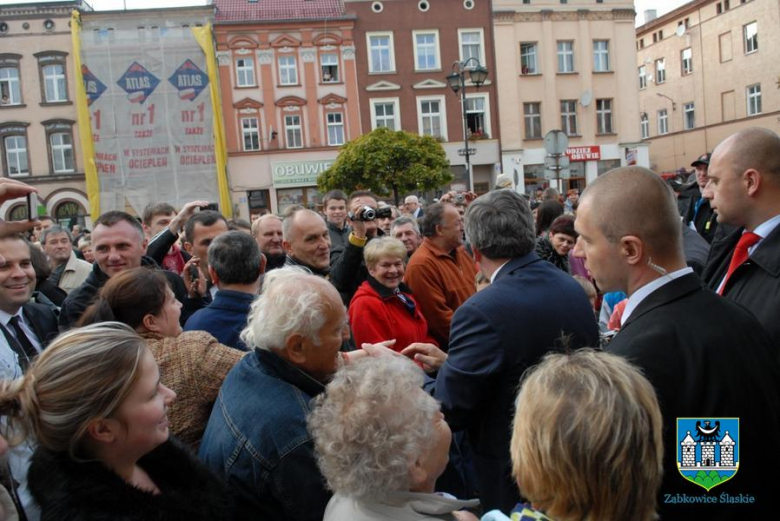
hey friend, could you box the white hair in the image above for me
[240,267,335,351]
[404,195,419,204]
[308,356,439,497]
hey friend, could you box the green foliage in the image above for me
[694,470,723,490]
[317,127,452,206]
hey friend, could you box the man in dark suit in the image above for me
[702,127,780,347]
[0,235,58,379]
[407,190,598,512]
[574,166,780,520]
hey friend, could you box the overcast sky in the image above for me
[0,0,693,21]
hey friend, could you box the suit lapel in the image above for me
[702,227,742,289]
[22,305,45,347]
[620,274,702,331]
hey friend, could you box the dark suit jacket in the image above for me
[431,253,599,513]
[608,274,780,520]
[702,224,780,347]
[23,302,59,349]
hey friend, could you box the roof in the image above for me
[215,0,347,23]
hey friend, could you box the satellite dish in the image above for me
[580,90,593,107]
[675,24,686,37]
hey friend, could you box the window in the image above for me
[593,40,610,72]
[639,38,645,49]
[747,84,761,115]
[417,97,446,140]
[638,66,647,89]
[0,67,21,105]
[49,132,74,173]
[655,58,666,84]
[681,48,693,75]
[370,98,400,130]
[413,31,440,71]
[320,53,339,83]
[520,43,538,74]
[560,100,578,136]
[557,41,574,73]
[641,113,649,139]
[368,32,395,73]
[596,99,613,134]
[684,102,695,130]
[285,115,303,149]
[3,135,29,176]
[278,56,298,86]
[523,102,541,139]
[459,30,484,65]
[744,22,758,54]
[465,95,489,137]
[658,109,668,135]
[235,58,255,87]
[42,64,67,102]
[327,113,345,146]
[241,117,260,151]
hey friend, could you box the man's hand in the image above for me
[168,200,210,236]
[0,179,39,239]
[362,339,399,357]
[401,342,447,373]
[182,257,207,298]
[347,199,368,239]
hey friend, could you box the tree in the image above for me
[317,127,452,206]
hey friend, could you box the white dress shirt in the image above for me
[0,308,42,380]
[621,267,694,327]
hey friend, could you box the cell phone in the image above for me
[201,203,219,212]
[188,264,199,281]
[26,192,38,221]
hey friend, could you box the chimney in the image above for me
[644,9,657,23]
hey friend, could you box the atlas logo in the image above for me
[117,62,160,105]
[82,65,106,106]
[168,59,209,101]
[677,417,739,491]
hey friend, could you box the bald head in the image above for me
[715,127,780,186]
[580,166,683,260]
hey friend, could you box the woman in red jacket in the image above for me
[349,237,438,353]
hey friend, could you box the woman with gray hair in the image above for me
[349,237,437,354]
[309,355,479,520]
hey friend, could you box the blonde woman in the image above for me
[505,349,663,521]
[0,323,233,520]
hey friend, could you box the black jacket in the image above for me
[19,302,59,349]
[702,224,780,347]
[59,257,200,330]
[608,274,780,520]
[28,439,233,521]
[326,220,350,251]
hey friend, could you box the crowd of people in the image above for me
[0,126,777,520]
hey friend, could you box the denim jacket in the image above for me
[198,349,331,521]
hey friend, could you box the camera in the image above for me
[454,193,465,204]
[199,203,219,212]
[348,205,394,222]
[26,192,38,221]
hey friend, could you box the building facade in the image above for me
[0,1,90,227]
[214,0,361,218]
[493,0,646,194]
[344,0,501,194]
[636,0,780,173]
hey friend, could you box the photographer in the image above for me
[329,191,392,306]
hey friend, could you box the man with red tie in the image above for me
[702,127,780,346]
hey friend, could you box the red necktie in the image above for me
[719,231,761,295]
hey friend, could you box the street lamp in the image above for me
[446,57,489,191]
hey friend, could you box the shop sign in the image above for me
[272,160,334,187]
[565,146,601,162]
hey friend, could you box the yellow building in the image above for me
[494,0,646,194]
[0,0,90,226]
[636,0,780,173]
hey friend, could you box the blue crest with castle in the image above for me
[677,417,739,491]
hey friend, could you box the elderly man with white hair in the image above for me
[309,356,479,521]
[405,195,424,219]
[198,267,351,521]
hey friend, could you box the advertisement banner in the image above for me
[73,12,229,217]
[565,146,601,162]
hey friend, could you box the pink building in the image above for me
[214,0,362,217]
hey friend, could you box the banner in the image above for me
[73,12,230,218]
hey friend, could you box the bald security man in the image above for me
[574,166,780,520]
[702,127,780,346]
